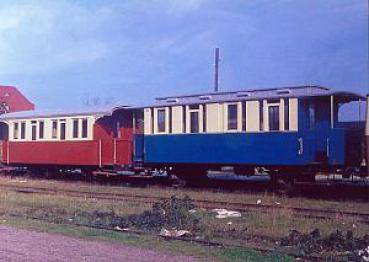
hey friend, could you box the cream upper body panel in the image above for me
[144,98,298,135]
[5,115,96,142]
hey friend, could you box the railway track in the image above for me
[1,183,368,224]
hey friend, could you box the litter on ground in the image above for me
[159,228,191,238]
[212,209,242,219]
[114,226,130,232]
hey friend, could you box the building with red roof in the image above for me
[0,85,34,114]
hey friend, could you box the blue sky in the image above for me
[0,0,367,110]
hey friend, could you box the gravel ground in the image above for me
[0,226,198,262]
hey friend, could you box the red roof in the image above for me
[0,85,34,114]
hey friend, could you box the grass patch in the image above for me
[1,176,368,214]
[214,248,293,262]
[0,177,367,260]
[0,217,292,261]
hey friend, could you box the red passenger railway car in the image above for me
[0,106,138,173]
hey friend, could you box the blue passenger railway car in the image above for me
[139,86,365,185]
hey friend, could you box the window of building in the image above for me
[82,119,88,138]
[52,120,58,139]
[73,119,79,138]
[284,99,289,131]
[20,122,26,139]
[268,105,280,131]
[228,104,238,130]
[60,120,66,140]
[13,122,19,139]
[157,109,166,133]
[31,121,37,141]
[39,121,44,139]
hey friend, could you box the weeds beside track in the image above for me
[0,183,368,225]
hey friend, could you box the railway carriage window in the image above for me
[190,111,199,133]
[82,119,88,138]
[39,121,44,139]
[227,104,238,130]
[31,121,37,141]
[169,107,172,133]
[114,121,121,138]
[52,120,58,139]
[151,108,155,134]
[284,99,289,131]
[157,109,166,133]
[13,122,19,139]
[20,122,26,139]
[182,106,186,133]
[268,106,280,131]
[242,102,246,131]
[203,105,207,133]
[60,121,66,140]
[259,101,264,131]
[73,119,79,138]
[189,105,200,133]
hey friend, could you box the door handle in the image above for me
[326,138,330,158]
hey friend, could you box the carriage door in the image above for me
[133,110,144,164]
[310,99,330,164]
[0,122,9,161]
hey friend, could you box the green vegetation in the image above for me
[214,248,293,262]
[1,176,368,214]
[0,176,367,260]
[0,217,292,261]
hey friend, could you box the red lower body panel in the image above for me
[0,140,132,167]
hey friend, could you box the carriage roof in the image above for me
[0,105,130,120]
[149,85,364,108]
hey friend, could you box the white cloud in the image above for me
[0,1,111,75]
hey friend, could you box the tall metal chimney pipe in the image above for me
[365,0,369,175]
[214,47,220,92]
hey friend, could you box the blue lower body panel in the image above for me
[328,129,345,165]
[133,134,144,163]
[144,132,316,166]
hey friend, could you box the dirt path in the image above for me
[0,226,198,262]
